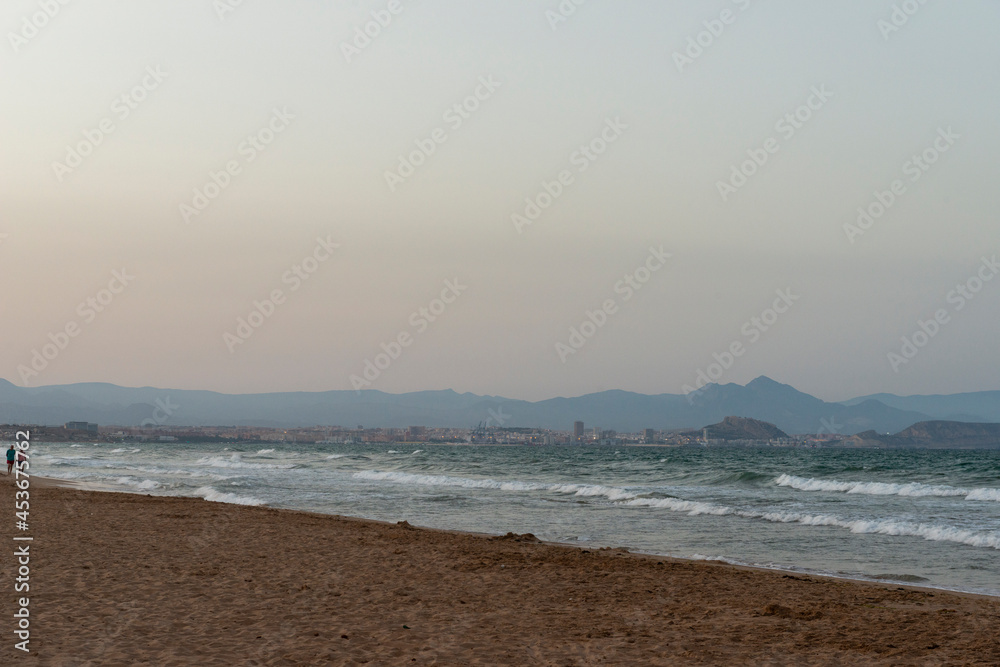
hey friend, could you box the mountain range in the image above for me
[3,376,1000,435]
[837,421,1000,449]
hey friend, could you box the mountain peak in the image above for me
[747,376,783,389]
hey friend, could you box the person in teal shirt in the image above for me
[6,445,15,475]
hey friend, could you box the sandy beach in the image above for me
[2,474,999,666]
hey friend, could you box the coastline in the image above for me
[3,474,999,664]
[36,474,1000,601]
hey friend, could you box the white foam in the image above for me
[95,464,230,481]
[549,483,638,501]
[411,450,423,454]
[353,470,643,503]
[196,455,294,470]
[39,455,92,465]
[966,488,1000,502]
[624,497,730,515]
[114,477,161,491]
[353,470,547,492]
[775,474,1000,503]
[626,496,1000,551]
[255,449,276,455]
[325,454,347,459]
[755,511,1000,550]
[192,486,266,506]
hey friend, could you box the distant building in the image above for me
[65,422,99,433]
[644,428,656,443]
[408,426,426,439]
[573,421,584,442]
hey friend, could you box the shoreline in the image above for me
[33,474,1000,601]
[3,474,999,663]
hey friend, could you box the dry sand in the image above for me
[1,474,999,666]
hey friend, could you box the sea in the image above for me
[26,441,1000,596]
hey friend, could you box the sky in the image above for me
[1,0,998,402]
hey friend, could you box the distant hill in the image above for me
[686,416,789,441]
[674,376,927,434]
[842,390,1000,423]
[0,375,974,435]
[835,421,1000,449]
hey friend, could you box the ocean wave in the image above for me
[196,454,294,470]
[966,488,1000,502]
[326,454,347,459]
[255,448,276,455]
[35,471,100,481]
[70,462,231,481]
[623,497,730,515]
[711,471,776,485]
[354,470,648,503]
[626,496,1000,550]
[758,511,1000,550]
[114,477,161,491]
[354,470,549,493]
[38,455,83,463]
[775,474,1000,502]
[192,486,266,506]
[550,483,637,501]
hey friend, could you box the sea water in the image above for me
[28,442,1000,595]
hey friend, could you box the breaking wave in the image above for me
[775,474,1000,502]
[114,477,161,491]
[197,454,294,470]
[354,469,1000,551]
[192,486,266,506]
[353,470,641,501]
[629,496,1000,551]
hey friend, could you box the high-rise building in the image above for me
[573,421,584,442]
[644,428,656,444]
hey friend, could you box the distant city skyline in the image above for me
[3,1,998,404]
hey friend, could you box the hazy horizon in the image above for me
[3,1,998,404]
[2,373,995,407]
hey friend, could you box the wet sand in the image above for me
[1,475,999,665]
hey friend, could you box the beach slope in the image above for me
[1,477,999,665]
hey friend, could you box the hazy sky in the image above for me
[2,0,998,402]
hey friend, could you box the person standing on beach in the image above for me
[5,445,15,475]
[16,448,27,473]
